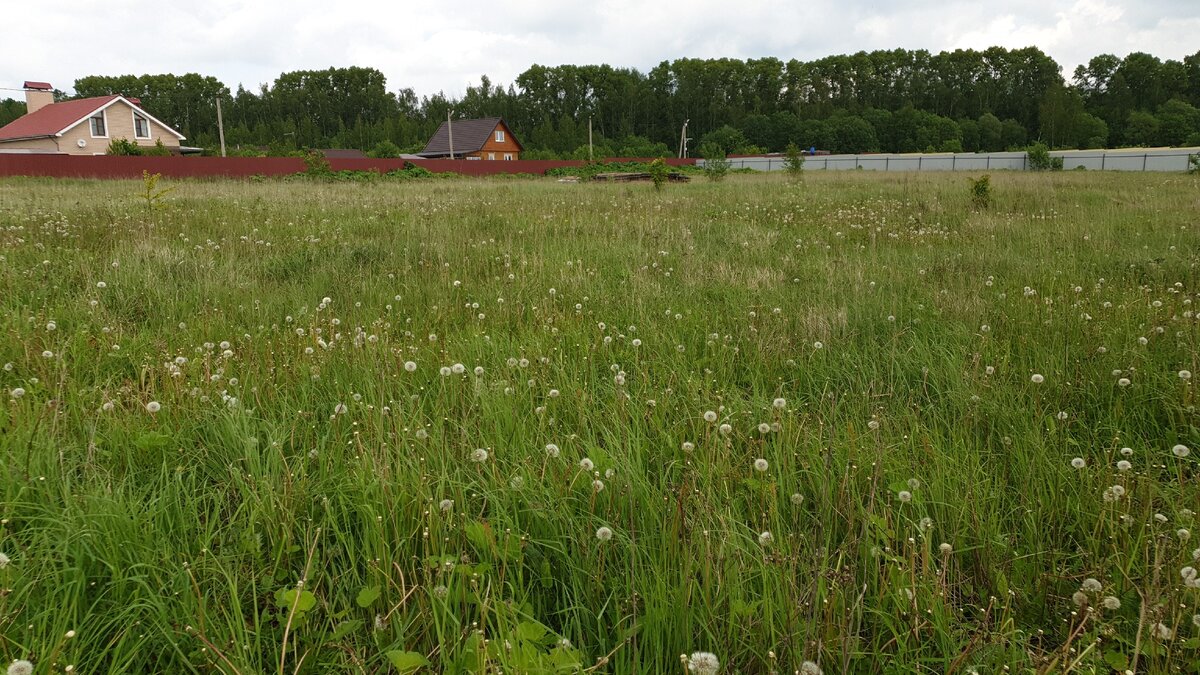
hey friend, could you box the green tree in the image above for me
[699,142,731,181]
[1123,111,1160,146]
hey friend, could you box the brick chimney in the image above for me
[23,81,54,115]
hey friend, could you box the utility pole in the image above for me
[447,109,454,160]
[588,117,593,162]
[678,119,689,159]
[216,96,226,157]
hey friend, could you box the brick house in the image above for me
[0,81,185,155]
[418,117,522,160]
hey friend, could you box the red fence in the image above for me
[0,155,697,179]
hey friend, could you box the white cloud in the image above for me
[1,0,1196,98]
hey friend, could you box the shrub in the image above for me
[368,140,402,159]
[1188,153,1200,175]
[302,150,332,177]
[107,138,142,156]
[143,139,172,157]
[783,142,805,177]
[1026,143,1063,171]
[700,142,730,182]
[969,174,992,210]
[648,158,668,191]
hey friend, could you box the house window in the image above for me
[495,130,505,143]
[503,153,513,161]
[133,113,150,139]
[89,112,106,137]
[487,152,495,160]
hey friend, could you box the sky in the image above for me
[2,0,1197,99]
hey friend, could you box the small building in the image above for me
[0,81,185,155]
[418,117,522,160]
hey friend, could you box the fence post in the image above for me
[952,155,956,171]
[986,155,990,170]
[886,157,889,171]
[918,156,922,170]
[1143,154,1148,171]
[1101,153,1105,171]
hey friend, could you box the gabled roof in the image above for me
[0,95,186,142]
[418,117,521,156]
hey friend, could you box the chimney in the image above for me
[23,81,54,115]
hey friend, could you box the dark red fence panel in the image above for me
[0,155,698,179]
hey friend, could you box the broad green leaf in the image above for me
[275,588,317,613]
[516,620,547,642]
[1103,650,1128,671]
[356,585,381,608]
[387,650,429,673]
[331,619,362,640]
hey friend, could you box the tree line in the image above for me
[2,47,1198,157]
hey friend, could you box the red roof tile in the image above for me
[0,96,118,141]
[23,81,52,90]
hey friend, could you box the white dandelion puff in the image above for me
[703,410,718,422]
[1071,457,1086,469]
[753,458,769,472]
[1031,374,1044,383]
[799,662,823,675]
[897,490,912,503]
[687,651,719,675]
[1172,444,1190,458]
[146,401,161,413]
[1102,596,1121,610]
[470,448,489,463]
[772,398,786,409]
[596,526,613,542]
[758,531,773,546]
[545,443,560,458]
[7,661,34,675]
[790,493,804,505]
[8,388,24,399]
[579,458,594,472]
[1081,578,1102,592]
[439,499,453,513]
[1117,460,1132,471]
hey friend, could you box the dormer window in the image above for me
[89,112,106,137]
[133,113,150,139]
[495,130,505,143]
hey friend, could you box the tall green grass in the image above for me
[0,171,1197,674]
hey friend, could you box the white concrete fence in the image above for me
[704,147,1199,172]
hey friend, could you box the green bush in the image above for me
[1188,153,1200,175]
[143,139,172,157]
[783,142,805,177]
[302,150,333,177]
[106,138,142,156]
[969,174,992,210]
[648,158,668,191]
[700,142,730,182]
[368,140,402,159]
[1026,143,1063,171]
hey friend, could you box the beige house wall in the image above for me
[55,100,182,155]
[0,137,59,152]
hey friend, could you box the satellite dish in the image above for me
[76,139,87,148]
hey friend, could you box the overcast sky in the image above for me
[3,0,1197,99]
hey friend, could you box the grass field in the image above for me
[0,171,1198,674]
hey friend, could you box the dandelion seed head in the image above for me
[1082,578,1102,592]
[1117,460,1132,471]
[470,448,489,463]
[146,401,161,413]
[898,490,912,503]
[403,361,417,372]
[753,458,769,472]
[1102,596,1121,610]
[790,493,804,505]
[687,651,719,675]
[1031,373,1044,383]
[757,422,770,434]
[939,543,953,555]
[579,458,594,472]
[8,388,24,399]
[596,526,613,542]
[703,410,718,422]
[1172,444,1190,458]
[7,660,34,675]
[1071,457,1086,469]
[799,661,823,675]
[545,443,560,458]
[758,531,773,546]
[719,423,732,435]
[772,398,786,409]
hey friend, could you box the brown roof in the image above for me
[0,95,186,142]
[0,96,118,140]
[24,81,52,90]
[418,117,521,157]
